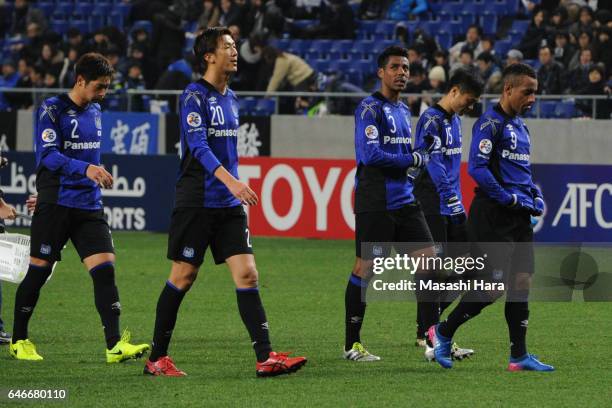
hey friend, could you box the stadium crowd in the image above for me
[0,0,610,116]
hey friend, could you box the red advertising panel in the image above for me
[239,157,476,240]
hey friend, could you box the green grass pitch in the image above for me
[0,232,610,407]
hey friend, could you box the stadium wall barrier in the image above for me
[270,115,612,164]
[1,153,610,242]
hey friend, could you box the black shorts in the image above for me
[167,206,253,266]
[30,203,114,263]
[425,214,470,257]
[467,194,535,280]
[355,203,434,260]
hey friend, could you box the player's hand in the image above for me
[228,180,259,206]
[26,194,37,214]
[0,199,17,220]
[86,165,113,189]
[411,151,429,168]
[507,194,533,213]
[532,197,545,216]
[446,195,466,224]
[0,156,8,168]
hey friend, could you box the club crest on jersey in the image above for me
[187,112,202,127]
[95,116,102,130]
[433,135,442,149]
[40,244,51,255]
[479,138,493,154]
[365,125,378,139]
[41,128,57,143]
[208,96,217,104]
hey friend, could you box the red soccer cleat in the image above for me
[256,351,307,378]
[143,356,187,377]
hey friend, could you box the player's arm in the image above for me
[0,190,17,220]
[468,120,515,206]
[182,96,258,205]
[356,106,425,169]
[420,124,464,215]
[37,104,112,187]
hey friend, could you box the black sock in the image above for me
[438,291,492,339]
[12,264,53,341]
[150,281,187,362]
[236,287,272,362]
[345,274,367,351]
[416,302,427,339]
[439,289,462,316]
[415,273,440,337]
[90,262,121,349]
[505,301,529,359]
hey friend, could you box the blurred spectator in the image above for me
[9,0,47,37]
[476,51,502,93]
[570,6,595,38]
[537,45,564,94]
[547,7,571,40]
[568,47,594,93]
[232,31,263,91]
[407,46,426,70]
[262,46,316,93]
[553,30,576,67]
[506,49,524,66]
[8,57,33,109]
[576,64,611,118]
[387,0,429,20]
[63,28,90,58]
[59,46,79,88]
[151,6,186,69]
[568,30,593,70]
[293,0,355,39]
[125,62,147,112]
[404,64,431,116]
[450,47,478,77]
[593,27,611,69]
[449,24,483,65]
[105,46,125,92]
[481,36,502,67]
[44,70,58,88]
[519,8,550,59]
[155,59,193,112]
[432,50,450,82]
[288,0,323,20]
[359,0,391,20]
[0,59,20,111]
[19,22,44,63]
[411,27,438,62]
[172,0,204,22]
[219,0,243,27]
[128,43,158,89]
[30,64,45,88]
[38,42,64,77]
[91,29,112,55]
[427,65,446,93]
[196,0,221,31]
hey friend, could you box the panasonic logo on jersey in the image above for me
[208,128,238,137]
[383,136,410,144]
[441,147,462,155]
[64,141,101,150]
[502,150,530,161]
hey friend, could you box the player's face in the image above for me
[379,56,409,92]
[507,76,538,115]
[450,87,479,115]
[79,76,111,103]
[206,34,238,74]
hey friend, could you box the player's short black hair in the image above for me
[193,26,232,73]
[447,68,484,97]
[501,62,536,87]
[74,52,114,83]
[377,46,409,69]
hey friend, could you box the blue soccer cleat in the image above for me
[428,324,453,369]
[507,354,555,372]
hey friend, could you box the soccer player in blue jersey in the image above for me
[343,46,438,362]
[413,69,483,360]
[10,53,150,362]
[428,63,554,371]
[144,27,306,377]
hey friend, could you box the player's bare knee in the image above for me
[30,256,51,268]
[235,265,259,288]
[170,262,199,290]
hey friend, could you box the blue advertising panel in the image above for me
[0,152,177,232]
[532,164,612,242]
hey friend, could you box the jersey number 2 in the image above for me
[70,119,79,139]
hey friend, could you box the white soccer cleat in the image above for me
[424,344,435,361]
[343,342,381,362]
[451,343,474,360]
